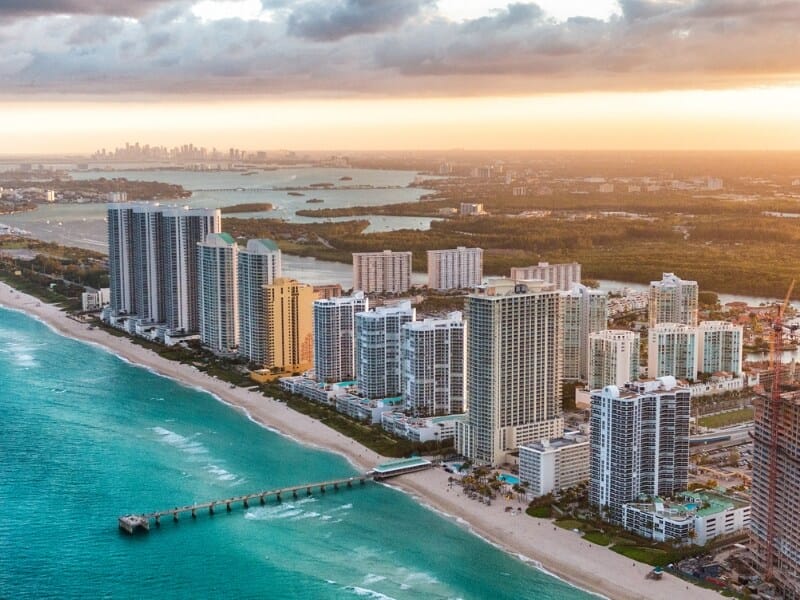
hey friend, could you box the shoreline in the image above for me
[0,282,720,600]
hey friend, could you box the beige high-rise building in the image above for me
[588,330,640,390]
[352,250,412,294]
[649,272,698,328]
[265,278,316,372]
[456,278,564,466]
[427,247,483,290]
[510,262,581,291]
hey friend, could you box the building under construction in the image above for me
[750,285,800,598]
[751,389,800,598]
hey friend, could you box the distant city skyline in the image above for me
[0,1,799,153]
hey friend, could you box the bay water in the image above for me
[0,307,592,600]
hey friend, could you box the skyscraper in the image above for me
[197,233,239,355]
[427,247,483,290]
[356,301,415,399]
[238,239,282,368]
[588,330,640,390]
[510,262,581,291]
[456,279,564,465]
[648,323,698,381]
[648,272,698,328]
[402,311,465,416]
[131,204,164,323]
[696,321,743,376]
[265,278,315,371]
[590,377,690,522]
[161,207,221,335]
[313,292,368,383]
[352,250,412,294]
[561,283,607,381]
[107,203,134,315]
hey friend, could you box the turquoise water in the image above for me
[0,306,593,599]
[499,475,520,485]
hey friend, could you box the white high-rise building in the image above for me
[107,203,134,315]
[697,321,743,376]
[648,323,698,381]
[198,233,239,355]
[313,292,368,383]
[561,284,607,381]
[456,279,564,466]
[161,207,221,335]
[352,250,412,294]
[649,272,698,328]
[588,330,640,390]
[590,377,690,521]
[131,205,164,324]
[356,301,415,399]
[238,239,282,368]
[510,262,581,291]
[427,247,483,290]
[401,312,465,416]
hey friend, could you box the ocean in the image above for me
[0,306,593,600]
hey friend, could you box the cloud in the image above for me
[0,0,799,98]
[0,0,171,18]
[287,0,427,41]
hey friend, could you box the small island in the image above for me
[220,202,274,214]
[339,176,353,181]
[288,192,305,197]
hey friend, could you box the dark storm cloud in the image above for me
[287,0,429,41]
[0,0,799,97]
[0,0,170,18]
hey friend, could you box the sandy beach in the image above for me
[0,280,719,599]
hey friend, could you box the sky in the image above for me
[1,0,799,153]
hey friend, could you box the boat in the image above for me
[288,192,304,197]
[339,176,352,181]
[306,198,324,203]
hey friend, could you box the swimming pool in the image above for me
[498,474,520,485]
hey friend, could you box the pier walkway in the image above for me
[119,458,433,534]
[119,474,371,534]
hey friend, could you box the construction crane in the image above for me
[760,280,797,582]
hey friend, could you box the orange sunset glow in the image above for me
[0,0,798,153]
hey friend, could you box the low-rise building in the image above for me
[380,412,464,443]
[335,394,402,424]
[81,287,110,311]
[622,491,751,545]
[518,434,590,498]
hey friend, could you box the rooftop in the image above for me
[373,457,432,474]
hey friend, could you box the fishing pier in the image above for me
[119,457,432,535]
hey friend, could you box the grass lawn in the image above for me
[583,530,612,546]
[698,407,754,428]
[611,544,669,566]
[555,519,584,530]
[526,505,551,518]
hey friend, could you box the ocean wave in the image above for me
[289,511,320,521]
[343,586,396,600]
[362,574,386,586]
[205,465,237,481]
[151,426,210,456]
